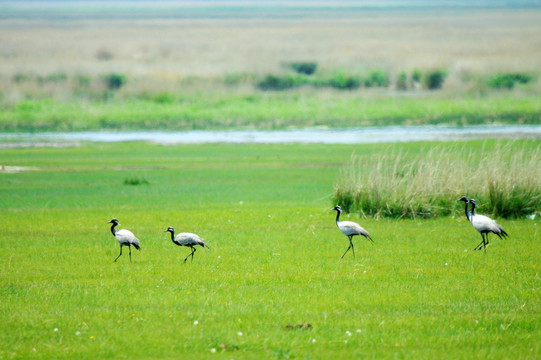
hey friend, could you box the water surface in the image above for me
[1,125,539,146]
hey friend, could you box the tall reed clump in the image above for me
[333,143,540,219]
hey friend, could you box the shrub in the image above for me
[396,72,408,90]
[289,62,318,75]
[411,69,422,83]
[124,177,149,186]
[105,73,126,90]
[325,73,361,90]
[257,74,307,91]
[364,70,390,87]
[423,69,447,90]
[488,72,533,89]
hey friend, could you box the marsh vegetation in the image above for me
[333,142,541,219]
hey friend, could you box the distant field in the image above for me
[0,140,540,359]
[1,3,541,131]
[2,3,541,76]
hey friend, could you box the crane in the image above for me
[468,199,509,252]
[108,218,140,262]
[165,226,210,262]
[332,205,373,259]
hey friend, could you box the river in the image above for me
[0,125,540,146]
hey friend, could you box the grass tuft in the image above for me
[333,142,541,219]
[123,177,149,186]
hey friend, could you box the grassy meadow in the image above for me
[1,140,540,359]
[1,3,541,358]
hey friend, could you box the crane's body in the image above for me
[469,199,508,252]
[457,197,508,253]
[165,227,209,262]
[108,219,140,262]
[332,206,372,259]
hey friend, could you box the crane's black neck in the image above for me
[335,209,341,224]
[470,202,476,216]
[110,222,117,236]
[463,201,471,222]
[168,230,176,242]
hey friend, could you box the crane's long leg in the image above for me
[114,245,123,262]
[473,235,485,251]
[340,244,352,259]
[184,247,197,263]
[129,245,132,262]
[349,236,355,258]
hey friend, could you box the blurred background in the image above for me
[0,0,540,131]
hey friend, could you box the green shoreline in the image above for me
[2,94,540,132]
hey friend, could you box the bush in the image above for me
[124,177,149,186]
[257,74,307,91]
[396,72,408,90]
[423,70,447,90]
[364,70,390,88]
[289,62,318,75]
[488,72,533,89]
[411,69,422,83]
[105,73,126,90]
[325,73,361,90]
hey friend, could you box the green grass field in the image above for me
[1,140,540,359]
[2,94,541,131]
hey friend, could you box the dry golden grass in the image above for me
[1,8,540,78]
[333,141,541,219]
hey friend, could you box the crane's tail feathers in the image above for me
[205,243,210,249]
[501,229,509,238]
[133,243,141,250]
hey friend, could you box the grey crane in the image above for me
[332,205,373,259]
[457,197,509,253]
[165,226,210,262]
[468,199,508,252]
[108,218,140,262]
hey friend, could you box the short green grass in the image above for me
[1,93,541,131]
[1,141,540,359]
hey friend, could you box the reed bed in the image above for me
[333,142,541,219]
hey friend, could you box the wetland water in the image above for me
[1,125,540,146]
